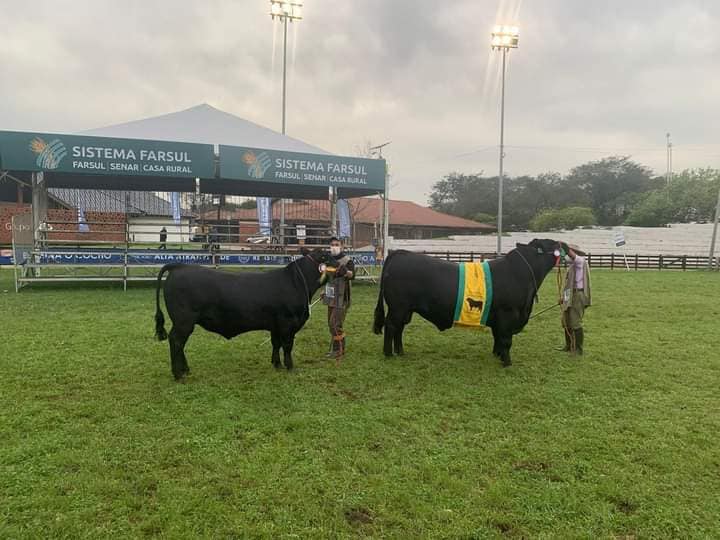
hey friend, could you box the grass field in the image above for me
[1,268,719,538]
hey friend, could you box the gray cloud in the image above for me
[1,0,718,203]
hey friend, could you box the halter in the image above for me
[510,248,540,304]
[291,253,318,308]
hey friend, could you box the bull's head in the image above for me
[523,239,568,259]
[300,247,334,283]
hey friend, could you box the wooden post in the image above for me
[611,253,615,270]
[659,254,663,270]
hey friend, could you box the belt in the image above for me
[574,288,584,291]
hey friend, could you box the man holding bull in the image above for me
[323,237,355,359]
[558,243,592,355]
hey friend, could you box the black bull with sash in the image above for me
[373,239,567,367]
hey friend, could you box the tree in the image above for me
[429,172,589,231]
[428,173,497,219]
[626,168,720,226]
[529,207,596,231]
[566,156,654,225]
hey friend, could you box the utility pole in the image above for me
[709,184,720,270]
[666,133,673,187]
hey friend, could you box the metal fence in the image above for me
[420,251,719,271]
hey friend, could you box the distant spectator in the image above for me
[159,226,167,250]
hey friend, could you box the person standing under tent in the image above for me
[557,243,592,355]
[322,237,355,360]
[159,226,167,250]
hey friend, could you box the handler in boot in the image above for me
[322,237,355,359]
[558,243,592,355]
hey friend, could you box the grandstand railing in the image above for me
[11,218,380,291]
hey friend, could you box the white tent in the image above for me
[82,103,329,155]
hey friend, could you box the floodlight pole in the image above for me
[370,141,391,261]
[281,16,288,135]
[491,25,518,254]
[279,15,289,245]
[497,47,507,255]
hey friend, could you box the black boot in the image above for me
[573,328,584,356]
[556,330,571,352]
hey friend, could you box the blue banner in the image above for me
[337,199,351,238]
[30,250,377,266]
[256,197,272,236]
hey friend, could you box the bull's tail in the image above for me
[155,264,178,341]
[373,251,398,335]
[373,274,386,335]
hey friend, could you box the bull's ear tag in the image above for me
[537,248,543,254]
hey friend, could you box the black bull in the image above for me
[373,239,567,366]
[154,250,330,379]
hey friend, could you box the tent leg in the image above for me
[330,188,338,237]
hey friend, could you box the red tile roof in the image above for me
[205,198,493,230]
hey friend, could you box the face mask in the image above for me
[330,246,341,256]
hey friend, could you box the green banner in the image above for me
[219,145,386,192]
[0,130,215,178]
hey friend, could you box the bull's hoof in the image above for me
[384,351,394,358]
[501,361,512,368]
[173,371,190,381]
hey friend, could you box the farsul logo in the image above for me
[29,137,68,170]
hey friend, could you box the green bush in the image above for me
[472,212,496,225]
[529,207,596,231]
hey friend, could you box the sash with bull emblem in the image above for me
[453,261,493,328]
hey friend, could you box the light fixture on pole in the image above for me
[270,0,302,245]
[491,24,519,255]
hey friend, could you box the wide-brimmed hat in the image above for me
[567,243,587,256]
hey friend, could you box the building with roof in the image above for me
[202,197,494,247]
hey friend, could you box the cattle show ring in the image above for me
[2,12,720,540]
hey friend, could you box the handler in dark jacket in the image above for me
[323,237,355,359]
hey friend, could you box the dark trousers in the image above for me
[328,306,346,339]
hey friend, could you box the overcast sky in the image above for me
[2,0,719,203]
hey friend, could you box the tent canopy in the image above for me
[0,104,385,199]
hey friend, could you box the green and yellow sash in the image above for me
[453,261,493,328]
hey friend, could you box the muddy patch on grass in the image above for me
[345,506,374,526]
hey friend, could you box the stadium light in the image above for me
[491,24,519,254]
[270,0,303,244]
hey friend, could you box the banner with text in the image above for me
[219,146,385,192]
[0,130,215,178]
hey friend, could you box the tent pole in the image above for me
[330,188,338,237]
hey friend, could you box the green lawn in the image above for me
[1,269,719,538]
